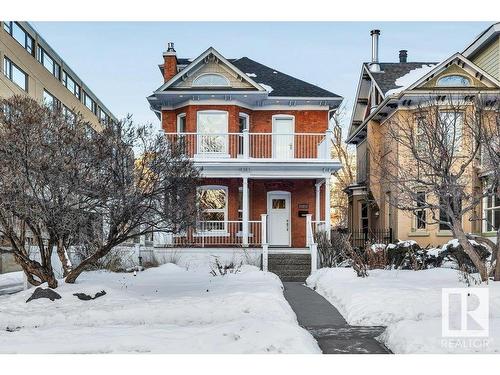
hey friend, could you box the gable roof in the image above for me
[463,22,500,58]
[229,57,341,98]
[155,47,265,93]
[367,62,438,95]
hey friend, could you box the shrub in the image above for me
[316,230,349,268]
[436,240,490,274]
[209,257,242,276]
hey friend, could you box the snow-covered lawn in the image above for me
[307,268,500,353]
[0,264,319,353]
[0,271,23,295]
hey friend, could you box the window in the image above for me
[193,73,230,87]
[83,91,96,114]
[177,113,186,133]
[43,90,60,110]
[197,186,227,232]
[483,193,500,232]
[238,113,249,156]
[99,108,109,125]
[197,111,229,154]
[3,57,28,91]
[437,75,471,87]
[360,203,369,231]
[62,71,80,99]
[4,22,34,55]
[63,106,75,124]
[37,46,60,79]
[414,191,427,230]
[439,111,463,151]
[272,199,286,209]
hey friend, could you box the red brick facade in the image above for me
[165,105,330,248]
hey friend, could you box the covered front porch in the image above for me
[156,177,331,249]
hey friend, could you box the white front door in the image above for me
[267,192,291,246]
[272,117,294,159]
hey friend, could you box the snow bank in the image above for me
[0,264,319,354]
[258,83,273,93]
[386,64,437,96]
[307,267,500,353]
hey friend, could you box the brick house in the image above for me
[147,44,342,264]
[345,25,500,248]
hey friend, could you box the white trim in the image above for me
[267,191,292,247]
[159,100,331,111]
[238,112,249,131]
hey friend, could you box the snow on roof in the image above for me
[385,64,437,96]
[245,73,257,77]
[258,83,274,93]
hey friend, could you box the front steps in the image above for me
[268,252,311,282]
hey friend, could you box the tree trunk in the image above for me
[453,223,488,282]
[56,239,73,277]
[64,244,112,283]
[16,257,58,288]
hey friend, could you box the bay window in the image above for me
[197,111,228,155]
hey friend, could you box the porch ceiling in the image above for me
[195,160,342,179]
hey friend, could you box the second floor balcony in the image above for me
[164,130,334,161]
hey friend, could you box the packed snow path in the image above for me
[283,282,391,354]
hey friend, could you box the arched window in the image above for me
[193,73,230,87]
[437,75,471,87]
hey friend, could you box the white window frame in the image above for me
[413,191,427,231]
[192,73,230,87]
[196,110,229,157]
[439,110,464,152]
[196,185,228,234]
[176,113,186,133]
[483,190,500,233]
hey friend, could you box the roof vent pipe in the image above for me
[399,50,408,63]
[369,29,381,72]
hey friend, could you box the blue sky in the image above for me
[32,22,491,127]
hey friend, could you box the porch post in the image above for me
[325,127,333,159]
[261,214,268,272]
[324,176,331,239]
[243,128,249,159]
[242,176,249,247]
[315,181,323,222]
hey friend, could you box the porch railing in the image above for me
[164,130,332,160]
[349,228,394,248]
[169,220,262,248]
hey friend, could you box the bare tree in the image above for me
[473,96,500,280]
[0,96,199,287]
[63,118,199,283]
[330,108,356,228]
[375,96,493,282]
[0,96,97,287]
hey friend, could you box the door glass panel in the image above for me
[272,199,286,209]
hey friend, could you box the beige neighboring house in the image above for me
[0,21,117,273]
[346,24,500,248]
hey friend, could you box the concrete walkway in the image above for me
[283,282,391,354]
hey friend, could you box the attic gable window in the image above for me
[192,73,229,87]
[437,75,470,87]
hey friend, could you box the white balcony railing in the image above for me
[164,130,332,160]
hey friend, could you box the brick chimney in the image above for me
[163,42,177,82]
